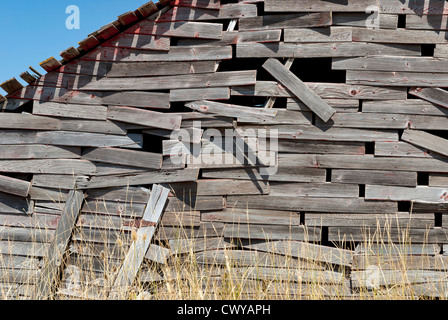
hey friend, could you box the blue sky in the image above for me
[0,0,146,95]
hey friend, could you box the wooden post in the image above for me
[34,190,85,300]
[109,184,170,299]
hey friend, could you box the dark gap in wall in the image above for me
[219,57,273,81]
[321,226,329,245]
[397,15,407,28]
[358,100,363,112]
[365,142,375,155]
[226,95,270,108]
[272,97,287,109]
[15,100,34,114]
[398,201,411,212]
[168,101,193,114]
[359,184,366,198]
[421,44,435,57]
[140,132,164,154]
[300,212,305,225]
[426,130,448,140]
[290,58,346,83]
[326,169,332,182]
[417,172,430,186]
[435,213,442,228]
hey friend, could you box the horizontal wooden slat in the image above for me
[157,3,257,21]
[102,92,170,109]
[232,81,408,100]
[170,87,230,102]
[33,102,107,120]
[36,131,143,149]
[363,99,448,116]
[59,120,127,135]
[185,100,277,119]
[0,159,96,175]
[239,12,332,31]
[32,174,88,190]
[265,0,377,12]
[332,169,418,187]
[406,14,448,30]
[346,70,448,87]
[429,174,448,187]
[0,145,80,159]
[269,182,359,198]
[333,56,448,73]
[126,21,223,39]
[366,185,448,203]
[165,179,269,196]
[227,195,398,214]
[352,27,448,43]
[201,208,301,226]
[284,27,353,43]
[107,106,181,130]
[82,147,162,169]
[81,46,232,62]
[9,86,103,105]
[70,71,256,91]
[379,0,448,15]
[102,33,170,51]
[107,61,218,77]
[237,42,421,58]
[223,224,321,241]
[332,13,398,29]
[177,30,282,46]
[77,169,199,189]
[0,114,60,130]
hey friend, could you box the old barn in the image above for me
[1,0,448,299]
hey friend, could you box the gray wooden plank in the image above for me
[239,12,332,31]
[170,87,230,102]
[347,70,448,87]
[269,182,359,198]
[33,101,108,120]
[362,99,448,116]
[107,106,181,130]
[0,145,81,159]
[0,114,60,130]
[59,119,127,135]
[156,3,257,21]
[125,21,223,39]
[366,185,448,203]
[185,100,277,119]
[36,131,143,149]
[409,87,448,109]
[201,208,301,226]
[0,159,96,175]
[265,0,377,12]
[284,27,353,43]
[333,13,398,29]
[102,33,170,51]
[82,147,162,170]
[102,92,170,109]
[71,71,256,91]
[402,130,448,158]
[232,81,408,100]
[352,27,448,43]
[237,42,421,58]
[77,169,199,189]
[177,30,282,46]
[0,175,31,197]
[262,58,335,122]
[34,190,85,299]
[110,185,169,299]
[332,169,418,187]
[223,224,321,242]
[107,61,217,77]
[379,0,448,15]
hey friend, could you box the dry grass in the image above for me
[0,199,447,300]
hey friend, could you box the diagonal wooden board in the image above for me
[401,129,448,158]
[109,184,170,299]
[262,58,336,122]
[34,190,85,300]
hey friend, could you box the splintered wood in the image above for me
[0,0,448,300]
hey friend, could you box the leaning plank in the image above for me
[365,185,448,203]
[409,87,448,109]
[239,12,332,31]
[107,106,182,130]
[126,21,223,39]
[32,174,88,190]
[110,185,169,299]
[0,145,80,159]
[0,193,29,214]
[0,114,60,130]
[0,159,96,175]
[402,130,448,158]
[262,58,335,122]
[237,42,421,58]
[102,92,170,109]
[185,100,277,119]
[70,71,256,91]
[264,0,376,12]
[34,190,85,300]
[227,195,398,214]
[82,147,162,170]
[81,46,232,62]
[0,175,31,197]
[33,101,107,120]
[77,169,199,189]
